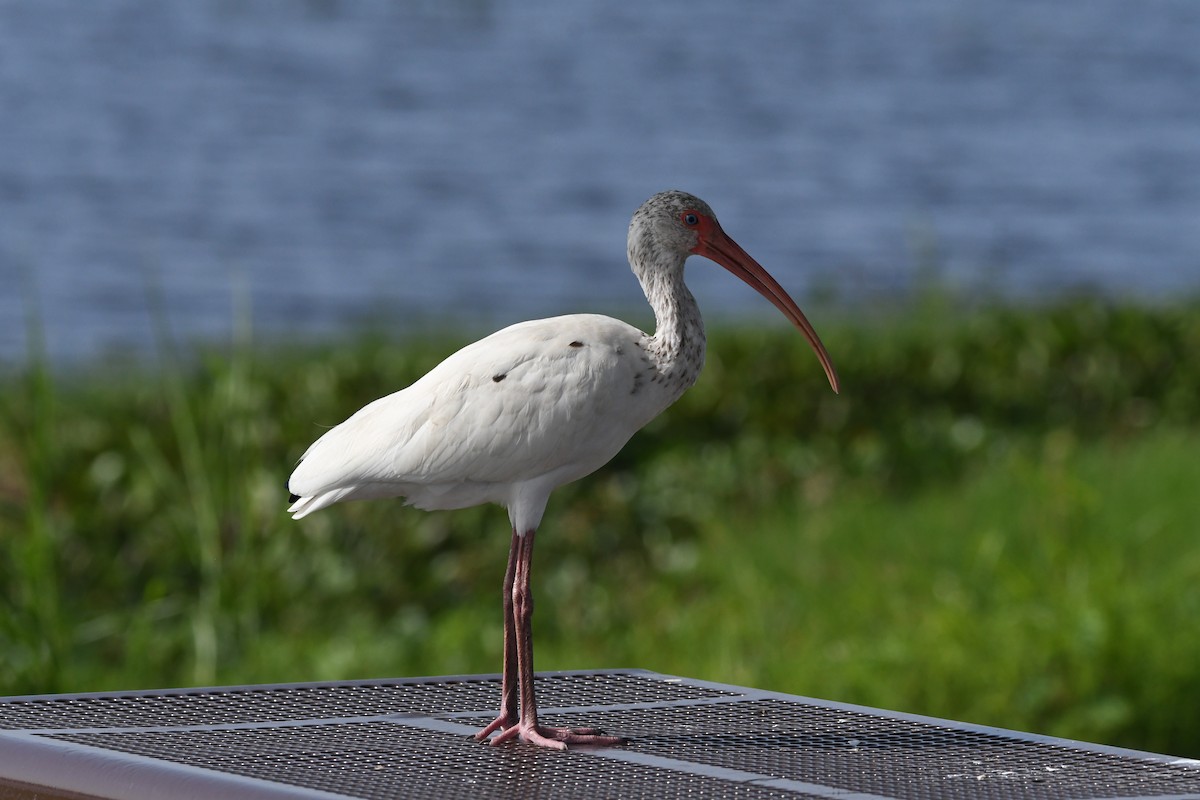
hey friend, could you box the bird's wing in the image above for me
[288,315,656,506]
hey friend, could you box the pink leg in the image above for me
[473,528,521,741]
[483,527,626,750]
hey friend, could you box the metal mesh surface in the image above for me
[0,672,728,730]
[1,670,1197,800]
[533,699,1200,800]
[46,722,806,800]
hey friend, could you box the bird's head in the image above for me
[627,190,719,262]
[629,190,840,394]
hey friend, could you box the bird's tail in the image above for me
[287,494,321,519]
[287,485,363,519]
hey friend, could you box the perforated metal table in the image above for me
[0,669,1196,800]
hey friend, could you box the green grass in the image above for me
[584,429,1200,754]
[1,298,1199,757]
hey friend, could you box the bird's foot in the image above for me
[482,721,626,750]
[472,713,517,743]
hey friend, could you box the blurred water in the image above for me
[2,0,1198,364]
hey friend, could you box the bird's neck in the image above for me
[640,261,707,398]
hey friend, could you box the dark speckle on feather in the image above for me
[569,341,584,348]
[493,374,506,382]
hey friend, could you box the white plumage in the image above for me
[287,190,838,749]
[288,314,681,533]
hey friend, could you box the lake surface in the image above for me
[2,0,1199,364]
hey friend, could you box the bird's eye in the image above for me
[682,212,700,227]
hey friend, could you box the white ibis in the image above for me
[287,190,839,749]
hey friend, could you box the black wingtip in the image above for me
[288,485,300,503]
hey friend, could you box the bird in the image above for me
[286,190,839,750]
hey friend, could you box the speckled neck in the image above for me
[625,190,718,402]
[636,253,707,402]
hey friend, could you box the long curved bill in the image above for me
[695,225,840,394]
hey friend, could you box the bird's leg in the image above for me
[473,527,521,741]
[486,527,626,750]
